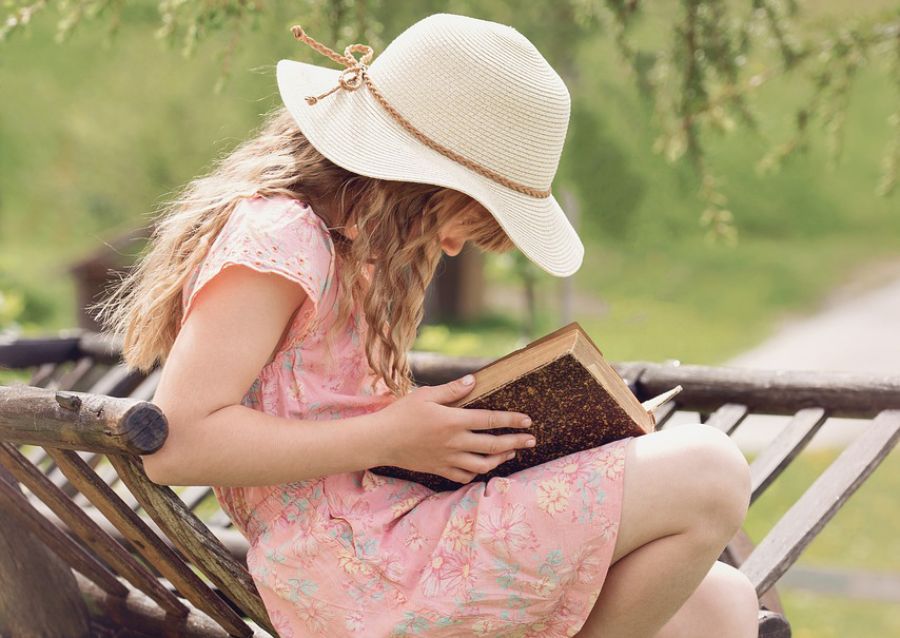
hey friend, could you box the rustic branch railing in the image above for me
[0,385,166,454]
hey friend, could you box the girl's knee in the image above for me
[668,424,752,534]
[617,426,751,552]
[703,562,760,629]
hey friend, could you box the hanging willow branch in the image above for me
[1,0,897,228]
[593,0,899,240]
[879,21,900,196]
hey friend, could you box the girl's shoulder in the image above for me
[230,193,331,240]
[181,193,336,329]
[222,191,336,284]
[223,193,336,266]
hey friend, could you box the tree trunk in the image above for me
[0,464,91,637]
[424,244,485,324]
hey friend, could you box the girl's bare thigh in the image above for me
[610,424,752,565]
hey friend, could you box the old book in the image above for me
[368,321,682,492]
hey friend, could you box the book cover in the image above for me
[368,322,680,492]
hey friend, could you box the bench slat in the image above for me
[72,459,142,512]
[704,403,749,435]
[0,335,82,368]
[28,362,64,387]
[76,572,271,638]
[757,608,791,638]
[130,367,162,402]
[26,493,251,566]
[87,363,146,398]
[0,443,187,616]
[109,453,273,635]
[0,471,128,598]
[45,448,254,638]
[749,407,829,505]
[651,401,679,428]
[47,356,95,392]
[47,450,103,498]
[740,409,900,595]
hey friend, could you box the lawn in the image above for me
[781,590,900,638]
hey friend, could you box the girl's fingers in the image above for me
[446,468,477,484]
[458,431,535,456]
[457,407,532,430]
[419,375,477,406]
[452,451,517,476]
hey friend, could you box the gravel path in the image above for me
[674,258,900,451]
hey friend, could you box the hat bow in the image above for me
[290,26,373,105]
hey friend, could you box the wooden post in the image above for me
[0,464,91,637]
[424,244,485,324]
[67,226,151,333]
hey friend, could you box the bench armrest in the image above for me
[0,384,167,455]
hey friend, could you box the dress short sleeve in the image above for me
[180,194,335,330]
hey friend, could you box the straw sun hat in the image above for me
[276,13,583,277]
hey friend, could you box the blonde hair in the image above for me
[91,106,515,397]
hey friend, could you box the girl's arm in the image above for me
[143,265,387,487]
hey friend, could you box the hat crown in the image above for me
[368,14,570,192]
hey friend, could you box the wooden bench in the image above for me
[1,329,898,637]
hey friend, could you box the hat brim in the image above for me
[276,59,584,277]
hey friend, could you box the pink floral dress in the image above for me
[180,194,633,637]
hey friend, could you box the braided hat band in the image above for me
[290,25,552,200]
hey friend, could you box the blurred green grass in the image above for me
[781,590,900,638]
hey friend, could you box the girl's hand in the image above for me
[372,375,535,484]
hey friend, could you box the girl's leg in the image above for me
[575,424,756,638]
[654,560,759,638]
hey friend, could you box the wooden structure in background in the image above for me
[1,329,899,636]
[67,226,152,333]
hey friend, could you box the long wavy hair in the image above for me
[91,106,515,397]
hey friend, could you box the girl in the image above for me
[95,13,758,638]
